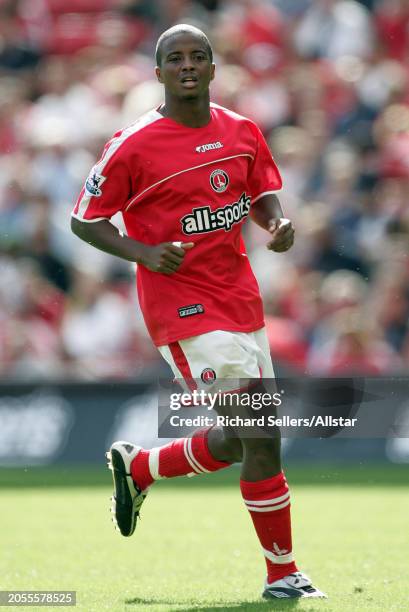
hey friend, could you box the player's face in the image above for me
[155,33,215,100]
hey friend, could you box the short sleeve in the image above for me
[72,141,132,222]
[247,124,282,203]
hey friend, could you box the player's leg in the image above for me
[107,426,232,536]
[107,330,271,533]
[107,335,240,537]
[236,330,325,598]
[238,423,300,593]
[168,329,301,589]
[129,425,233,490]
[208,381,299,589]
[201,329,325,598]
[206,424,243,463]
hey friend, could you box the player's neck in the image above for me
[160,94,211,128]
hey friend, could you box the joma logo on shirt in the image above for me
[181,192,251,235]
[195,141,223,153]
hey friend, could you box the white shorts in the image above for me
[158,327,275,392]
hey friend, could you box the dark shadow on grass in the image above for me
[125,597,175,605]
[170,602,301,611]
[125,596,303,610]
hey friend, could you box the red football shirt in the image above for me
[72,103,282,346]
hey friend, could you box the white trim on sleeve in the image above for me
[71,212,111,223]
[75,109,162,220]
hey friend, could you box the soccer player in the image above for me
[71,24,325,600]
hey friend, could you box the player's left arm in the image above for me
[250,193,294,253]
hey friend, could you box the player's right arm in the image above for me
[71,131,194,274]
[71,217,193,275]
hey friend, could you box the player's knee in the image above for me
[207,425,242,463]
[223,437,242,462]
[242,437,280,462]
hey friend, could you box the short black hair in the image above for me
[155,24,213,66]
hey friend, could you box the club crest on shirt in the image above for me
[210,169,229,193]
[85,169,106,197]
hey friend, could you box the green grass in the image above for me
[0,466,408,611]
[2,464,408,488]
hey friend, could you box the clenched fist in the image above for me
[266,218,295,253]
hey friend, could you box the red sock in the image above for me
[130,427,230,490]
[240,472,298,583]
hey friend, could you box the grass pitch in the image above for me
[1,465,408,611]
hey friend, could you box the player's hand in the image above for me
[141,242,195,274]
[266,218,294,252]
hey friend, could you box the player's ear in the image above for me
[210,63,215,82]
[155,66,164,83]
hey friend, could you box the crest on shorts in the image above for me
[210,169,229,193]
[201,368,217,385]
[85,169,106,197]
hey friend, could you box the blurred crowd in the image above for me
[1,0,409,380]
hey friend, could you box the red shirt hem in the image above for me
[154,320,266,347]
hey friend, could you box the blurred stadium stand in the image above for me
[1,380,409,466]
[1,0,409,382]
